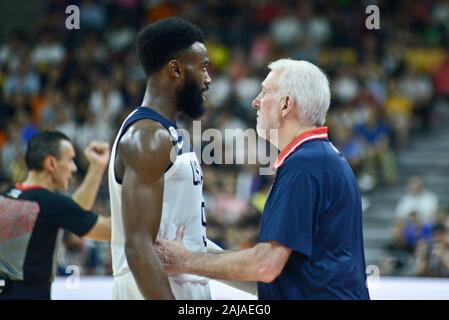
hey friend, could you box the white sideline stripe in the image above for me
[51,276,449,300]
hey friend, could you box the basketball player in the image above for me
[108,17,212,299]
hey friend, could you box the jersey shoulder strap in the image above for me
[113,107,190,184]
[117,106,178,144]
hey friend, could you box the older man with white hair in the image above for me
[156,59,370,300]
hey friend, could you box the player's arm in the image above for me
[70,141,111,242]
[48,193,111,242]
[83,215,111,241]
[157,227,291,283]
[118,120,175,299]
[72,141,110,210]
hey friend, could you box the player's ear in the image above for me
[168,59,183,79]
[280,96,294,117]
[43,155,57,173]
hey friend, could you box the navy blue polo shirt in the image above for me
[258,127,370,300]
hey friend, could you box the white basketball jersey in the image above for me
[108,107,210,300]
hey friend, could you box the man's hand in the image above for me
[84,141,110,171]
[72,141,110,210]
[155,225,189,275]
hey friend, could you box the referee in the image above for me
[0,131,111,300]
[156,59,370,300]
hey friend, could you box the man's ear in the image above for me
[168,59,183,79]
[280,96,295,118]
[43,156,57,173]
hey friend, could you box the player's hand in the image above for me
[155,225,188,275]
[84,141,110,171]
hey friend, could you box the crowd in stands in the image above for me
[382,176,449,277]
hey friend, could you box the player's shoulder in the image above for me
[13,188,75,211]
[282,140,333,174]
[117,119,174,168]
[119,119,173,155]
[38,189,73,205]
[284,141,322,164]
[3,185,52,200]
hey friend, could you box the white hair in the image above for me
[268,59,330,126]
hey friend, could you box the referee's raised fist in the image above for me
[84,141,110,169]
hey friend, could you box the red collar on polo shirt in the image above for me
[14,183,45,191]
[273,127,329,169]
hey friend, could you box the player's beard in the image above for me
[177,73,205,119]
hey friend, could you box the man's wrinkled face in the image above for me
[251,70,282,141]
[178,42,211,119]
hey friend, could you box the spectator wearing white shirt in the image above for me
[88,78,124,126]
[395,176,439,224]
[31,32,65,67]
[3,60,40,98]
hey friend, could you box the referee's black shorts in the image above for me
[0,276,51,300]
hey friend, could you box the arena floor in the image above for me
[51,276,449,300]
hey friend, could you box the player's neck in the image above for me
[277,124,317,151]
[141,80,178,122]
[23,171,56,192]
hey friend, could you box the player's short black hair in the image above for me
[25,131,72,171]
[136,17,205,75]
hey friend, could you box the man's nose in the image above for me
[204,71,211,86]
[251,97,260,110]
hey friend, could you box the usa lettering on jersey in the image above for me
[190,160,203,186]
